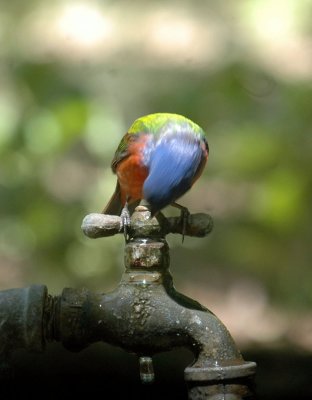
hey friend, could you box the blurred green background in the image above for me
[1,0,312,371]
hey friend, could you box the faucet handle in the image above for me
[81,208,213,240]
[81,213,121,238]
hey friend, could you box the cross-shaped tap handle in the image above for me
[81,206,213,240]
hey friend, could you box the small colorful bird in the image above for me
[102,113,209,237]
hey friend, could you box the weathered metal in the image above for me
[0,285,47,377]
[81,209,213,239]
[0,204,256,398]
[79,205,256,398]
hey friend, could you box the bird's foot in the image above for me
[171,202,190,243]
[120,202,131,241]
[180,208,190,243]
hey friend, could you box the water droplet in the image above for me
[139,356,154,384]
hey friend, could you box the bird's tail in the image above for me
[102,181,140,216]
[102,181,124,215]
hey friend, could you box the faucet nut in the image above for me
[125,240,169,270]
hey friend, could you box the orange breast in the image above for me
[115,140,148,205]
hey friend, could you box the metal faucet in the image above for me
[0,204,256,399]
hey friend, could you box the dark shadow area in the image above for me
[244,346,312,400]
[1,343,311,399]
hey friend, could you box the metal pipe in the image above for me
[0,205,256,398]
[0,285,48,377]
[0,285,47,352]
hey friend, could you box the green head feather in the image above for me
[128,113,205,138]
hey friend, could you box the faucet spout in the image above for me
[67,204,256,397]
[55,271,242,361]
[54,227,256,397]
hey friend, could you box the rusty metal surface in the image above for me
[0,285,47,378]
[0,285,47,355]
[81,211,213,239]
[0,204,256,398]
[59,205,256,399]
[186,379,256,400]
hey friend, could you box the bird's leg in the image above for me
[120,198,131,241]
[171,202,190,243]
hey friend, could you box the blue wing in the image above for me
[143,134,206,214]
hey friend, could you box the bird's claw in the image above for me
[180,207,190,243]
[171,202,190,243]
[120,203,131,241]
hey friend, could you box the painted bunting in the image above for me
[102,113,208,237]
